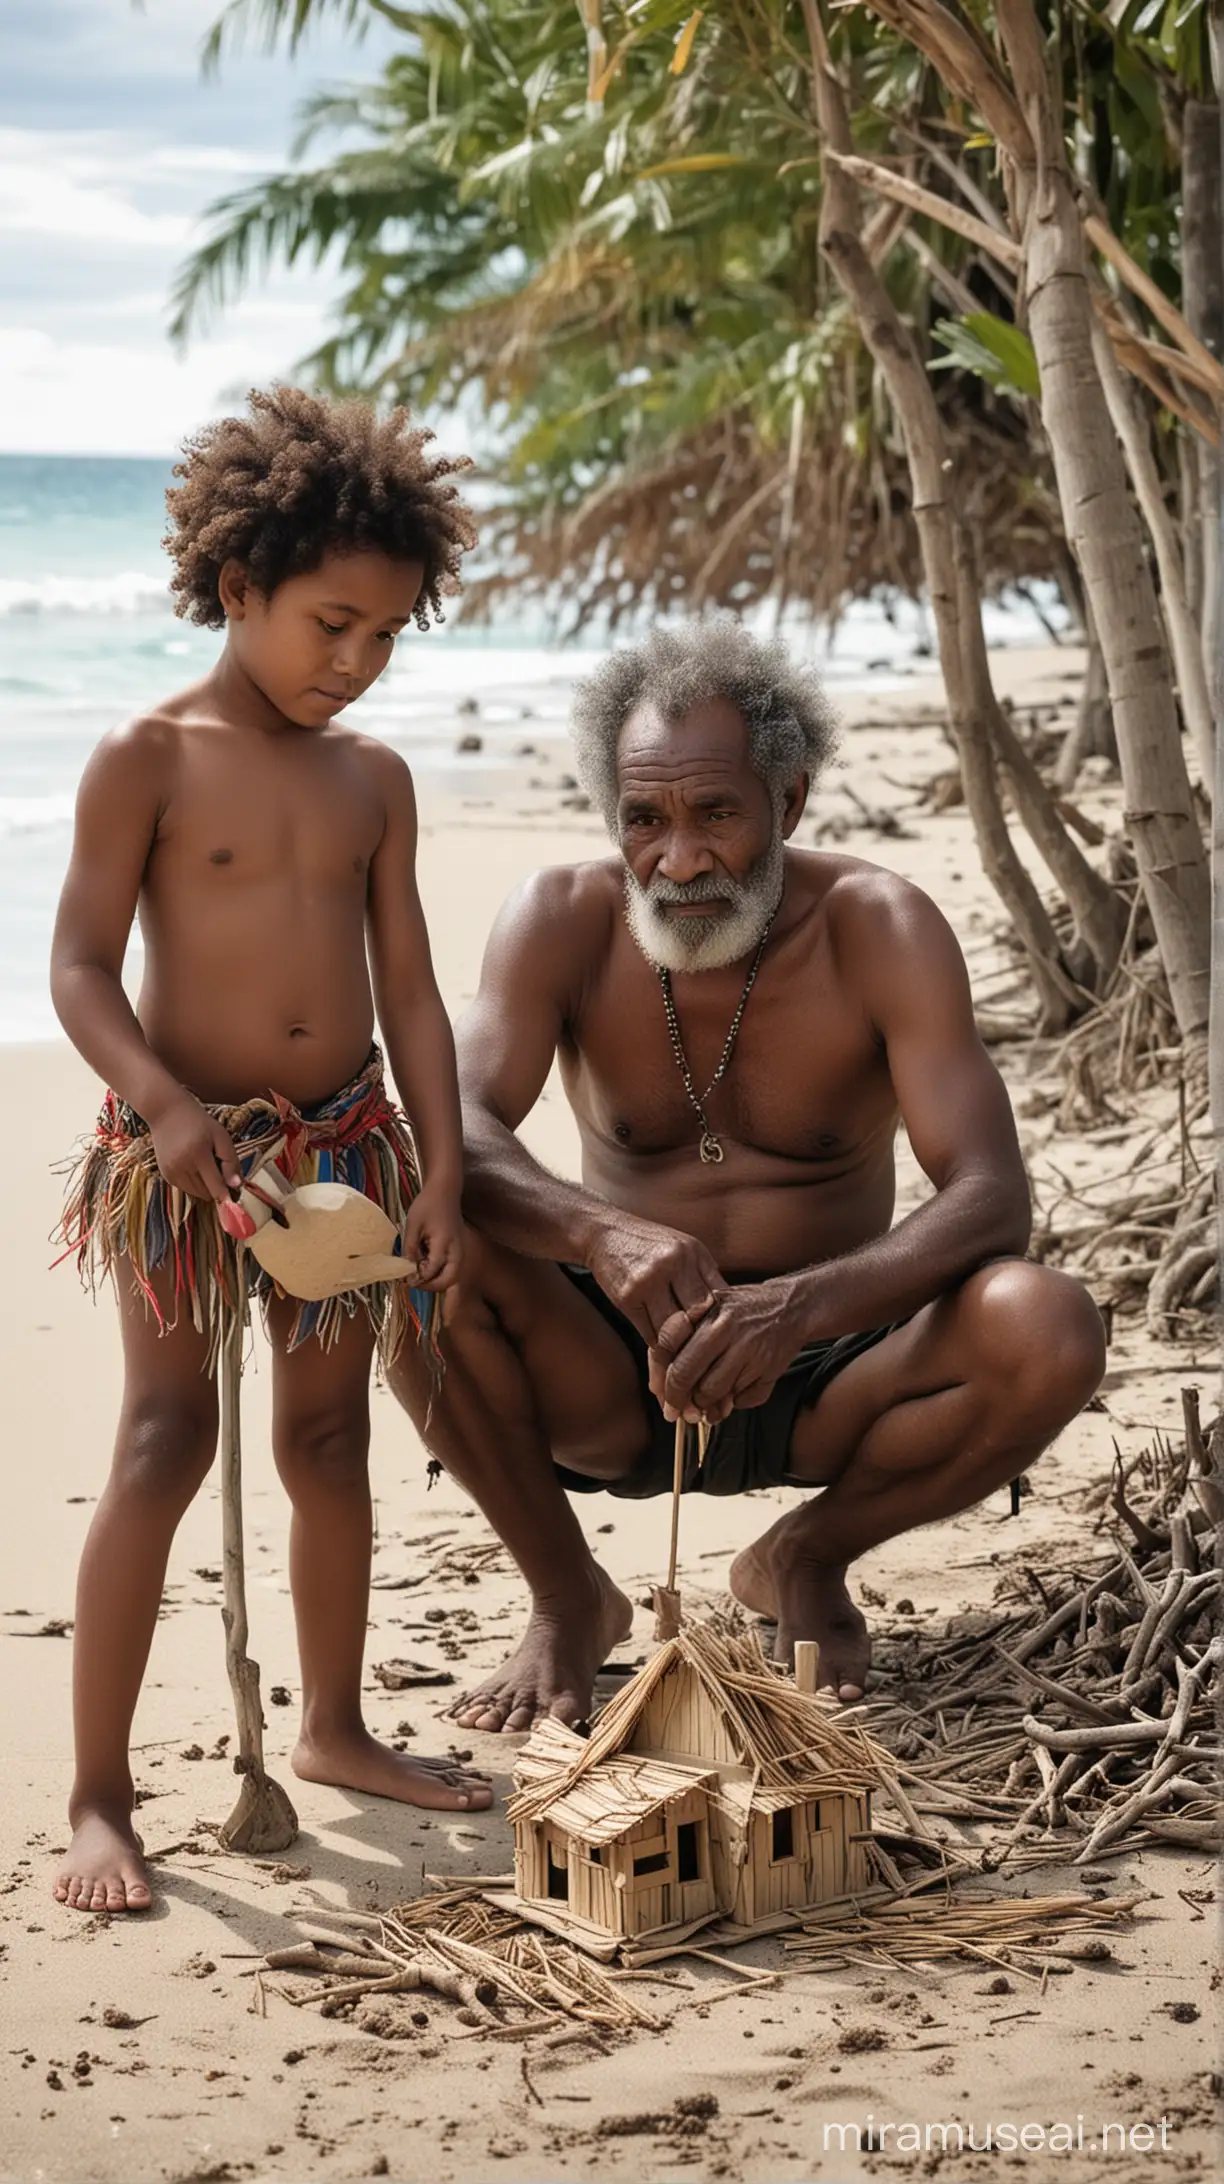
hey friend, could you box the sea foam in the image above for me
[0,570,169,617]
[0,792,76,838]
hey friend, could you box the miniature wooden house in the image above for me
[509,1624,887,1948]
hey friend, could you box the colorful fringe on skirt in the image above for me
[56,1046,441,1374]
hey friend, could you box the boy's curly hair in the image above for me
[164,384,477,630]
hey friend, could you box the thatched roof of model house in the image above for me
[513,1721,715,1844]
[509,1622,891,1829]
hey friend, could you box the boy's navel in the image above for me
[209,848,234,866]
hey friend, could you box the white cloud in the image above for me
[143,144,285,176]
[0,289,340,455]
[0,143,193,247]
[0,4,391,455]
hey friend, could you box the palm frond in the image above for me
[201,0,388,72]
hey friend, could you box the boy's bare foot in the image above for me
[730,1515,871,1701]
[292,1727,494,1809]
[54,1806,152,1913]
[448,1568,634,1734]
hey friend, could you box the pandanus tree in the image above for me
[179,0,1213,1045]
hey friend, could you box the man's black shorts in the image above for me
[552,1263,898,1499]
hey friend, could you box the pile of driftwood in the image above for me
[255,1876,1137,2036]
[942,821,1214,1342]
[255,1886,666,2039]
[869,1395,1222,1864]
[1029,1097,1215,1343]
[1012,923,1214,1346]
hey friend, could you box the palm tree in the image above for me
[178,0,1209,1039]
[177,1,1066,630]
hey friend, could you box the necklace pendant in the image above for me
[699,1131,724,1165]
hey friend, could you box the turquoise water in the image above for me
[0,453,602,1038]
[0,452,1057,1040]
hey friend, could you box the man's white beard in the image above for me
[623,834,785,974]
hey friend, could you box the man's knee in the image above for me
[436,1225,526,1340]
[274,1410,370,1496]
[117,1390,217,1502]
[961,1260,1106,1419]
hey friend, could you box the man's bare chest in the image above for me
[562,951,893,1165]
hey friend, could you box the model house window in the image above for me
[587,1846,603,1865]
[771,1806,796,1861]
[547,1842,569,1900]
[633,1848,670,1877]
[676,1821,701,1883]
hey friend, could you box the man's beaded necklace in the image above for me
[657,908,777,1164]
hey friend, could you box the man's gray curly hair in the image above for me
[570,618,840,831]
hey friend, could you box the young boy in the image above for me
[51,385,490,1915]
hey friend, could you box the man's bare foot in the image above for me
[448,1567,634,1734]
[54,1806,152,1913]
[293,1727,493,1809]
[730,1516,871,1701]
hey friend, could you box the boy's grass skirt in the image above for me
[56,1046,440,1375]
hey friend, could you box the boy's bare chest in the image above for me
[153,740,383,888]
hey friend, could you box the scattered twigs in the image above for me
[1006,913,1213,1339]
[1183,1387,1224,1525]
[262,1884,661,2039]
[864,1412,1220,1867]
[783,1890,1139,1977]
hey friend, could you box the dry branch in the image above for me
[865,1409,1221,1867]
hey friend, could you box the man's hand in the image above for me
[650,1279,803,1424]
[403,1179,464,1291]
[148,1088,242,1203]
[587,1219,725,1346]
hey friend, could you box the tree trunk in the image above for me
[1178,424,1204,635]
[1089,316,1215,787]
[1056,604,1114,789]
[1183,96,1222,714]
[994,0,1211,1042]
[990,703,1127,979]
[1211,46,1224,1417]
[800,0,1084,1030]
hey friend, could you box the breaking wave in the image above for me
[0,571,170,617]
[0,793,76,838]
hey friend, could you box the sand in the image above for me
[0,642,1218,2183]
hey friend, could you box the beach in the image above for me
[0,642,1217,2184]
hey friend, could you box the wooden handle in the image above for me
[794,1640,820,1694]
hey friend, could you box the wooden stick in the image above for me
[667,1417,685,1590]
[652,1418,687,1641]
[794,1641,820,1694]
[217,1282,299,1853]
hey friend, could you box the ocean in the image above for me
[0,452,1053,1042]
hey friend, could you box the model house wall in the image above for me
[509,1634,883,1945]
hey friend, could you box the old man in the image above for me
[392,622,1104,1727]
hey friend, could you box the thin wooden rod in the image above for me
[666,1419,685,1593]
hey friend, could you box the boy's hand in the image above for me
[148,1088,242,1203]
[402,1181,463,1292]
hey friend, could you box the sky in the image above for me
[0,0,399,455]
